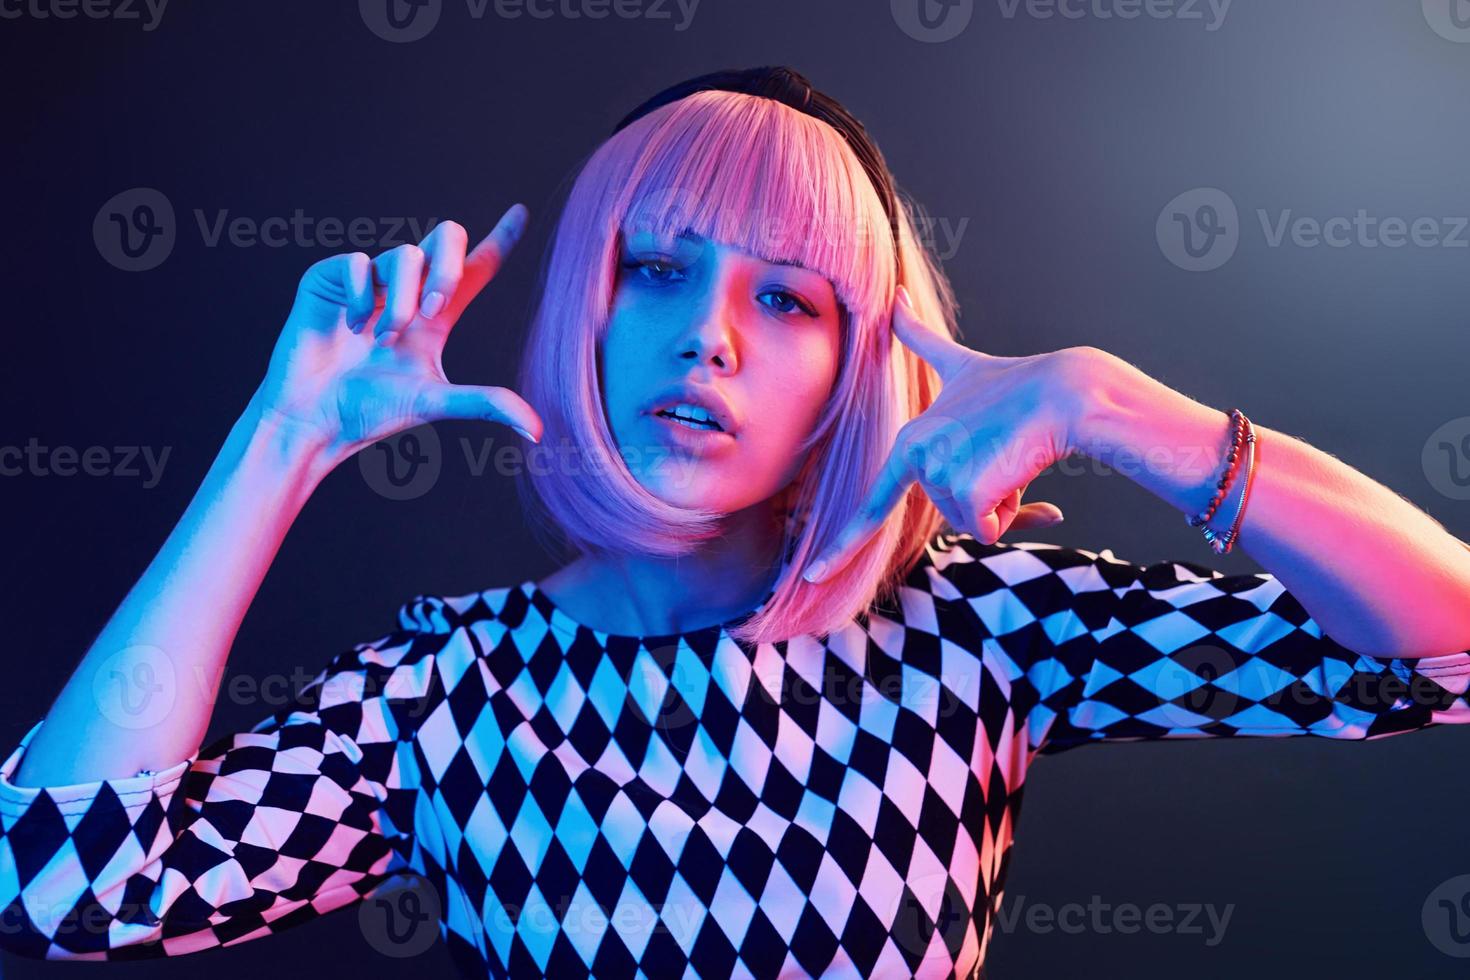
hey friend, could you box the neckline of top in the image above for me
[518,578,778,646]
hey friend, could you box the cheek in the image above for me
[747,330,840,456]
[598,311,648,429]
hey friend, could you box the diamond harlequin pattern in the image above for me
[2,531,1468,977]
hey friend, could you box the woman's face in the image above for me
[600,229,842,514]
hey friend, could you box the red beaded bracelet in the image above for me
[1203,415,1256,555]
[1187,408,1248,529]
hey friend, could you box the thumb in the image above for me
[1008,501,1065,530]
[417,382,543,442]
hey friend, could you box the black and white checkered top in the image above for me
[3,531,1469,977]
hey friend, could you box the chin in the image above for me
[640,470,738,512]
[617,421,781,513]
[637,463,772,514]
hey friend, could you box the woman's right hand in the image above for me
[253,203,543,463]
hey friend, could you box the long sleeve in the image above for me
[0,602,439,960]
[921,532,1470,756]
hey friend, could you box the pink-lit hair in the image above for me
[514,87,963,644]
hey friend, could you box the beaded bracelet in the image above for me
[1186,408,1248,529]
[1202,415,1256,555]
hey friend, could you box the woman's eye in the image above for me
[760,289,818,317]
[621,256,685,284]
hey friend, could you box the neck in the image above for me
[542,496,790,636]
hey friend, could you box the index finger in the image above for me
[803,439,918,584]
[443,202,529,323]
[892,284,972,381]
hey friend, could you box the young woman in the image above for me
[2,66,1468,979]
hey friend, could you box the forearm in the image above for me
[13,387,338,786]
[1074,352,1470,659]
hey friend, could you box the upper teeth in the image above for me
[662,403,718,427]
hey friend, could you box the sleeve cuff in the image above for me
[0,719,195,818]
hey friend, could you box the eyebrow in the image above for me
[696,229,822,270]
[623,226,834,288]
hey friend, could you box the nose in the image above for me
[675,259,740,373]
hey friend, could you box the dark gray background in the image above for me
[3,0,1469,976]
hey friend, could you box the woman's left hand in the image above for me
[803,286,1099,584]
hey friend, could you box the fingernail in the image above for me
[505,206,527,242]
[377,331,398,347]
[420,291,446,319]
[802,559,828,584]
[512,425,539,444]
[897,285,913,310]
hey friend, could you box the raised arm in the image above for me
[805,288,1470,660]
[1,208,540,960]
[13,206,539,787]
[1073,349,1470,659]
[11,391,336,785]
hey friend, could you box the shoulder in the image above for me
[274,585,531,722]
[912,529,1105,597]
[905,531,1242,642]
[393,582,532,636]
[914,529,1231,595]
